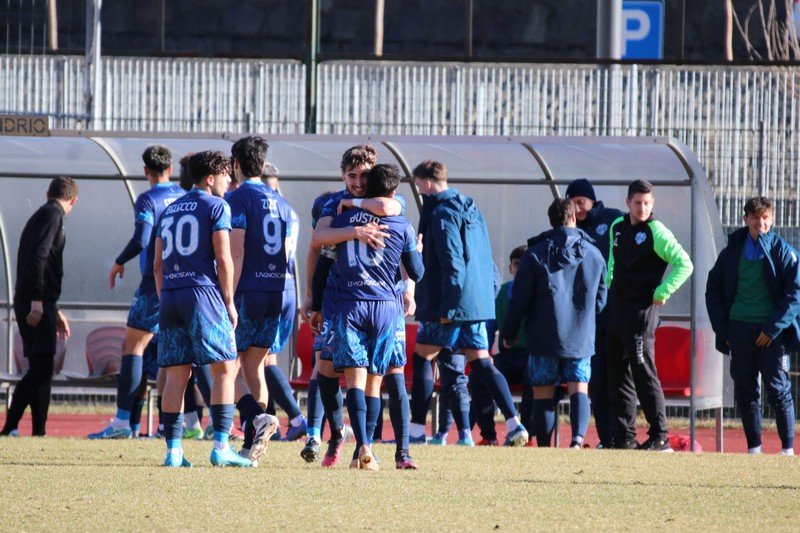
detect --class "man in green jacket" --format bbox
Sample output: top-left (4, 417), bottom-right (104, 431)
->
top-left (606, 179), bottom-right (693, 452)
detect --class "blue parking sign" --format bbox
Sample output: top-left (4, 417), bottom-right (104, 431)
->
top-left (622, 1), bottom-right (664, 60)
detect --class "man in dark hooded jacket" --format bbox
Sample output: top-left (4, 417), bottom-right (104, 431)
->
top-left (503, 199), bottom-right (607, 448)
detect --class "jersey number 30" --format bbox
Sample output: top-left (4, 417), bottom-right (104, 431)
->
top-left (160, 215), bottom-right (199, 258)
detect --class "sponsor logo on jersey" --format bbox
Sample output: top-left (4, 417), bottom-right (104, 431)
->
top-left (164, 270), bottom-right (197, 280)
top-left (255, 271), bottom-right (286, 279)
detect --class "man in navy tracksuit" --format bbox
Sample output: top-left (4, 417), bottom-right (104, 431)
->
top-left (409, 160), bottom-right (528, 447)
top-left (706, 196), bottom-right (799, 455)
top-left (566, 178), bottom-right (624, 448)
top-left (503, 199), bottom-right (607, 448)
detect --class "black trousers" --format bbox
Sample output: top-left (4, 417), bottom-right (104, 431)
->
top-left (606, 303), bottom-right (668, 443)
top-left (2, 299), bottom-right (58, 436)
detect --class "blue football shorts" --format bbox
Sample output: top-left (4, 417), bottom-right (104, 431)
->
top-left (528, 354), bottom-right (592, 387)
top-left (142, 338), bottom-right (159, 380)
top-left (323, 299), bottom-right (399, 375)
top-left (388, 314), bottom-right (407, 368)
top-left (234, 290), bottom-right (282, 352)
top-left (314, 318), bottom-right (332, 357)
top-left (416, 320), bottom-right (489, 351)
top-left (271, 286), bottom-right (297, 353)
top-left (126, 287), bottom-right (160, 333)
top-left (158, 285), bottom-right (237, 367)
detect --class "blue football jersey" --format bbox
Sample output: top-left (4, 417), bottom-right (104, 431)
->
top-left (158, 189), bottom-right (231, 290)
top-left (331, 209), bottom-right (417, 302)
top-left (227, 180), bottom-right (295, 292)
top-left (133, 182), bottom-right (185, 274)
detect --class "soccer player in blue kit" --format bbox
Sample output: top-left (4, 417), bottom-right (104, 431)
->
top-left (299, 144), bottom-right (402, 466)
top-left (154, 150), bottom-right (250, 468)
top-left (260, 167), bottom-right (307, 441)
top-left (89, 145), bottom-right (185, 439)
top-left (226, 136), bottom-right (296, 463)
top-left (410, 160), bottom-right (529, 447)
top-left (310, 164), bottom-right (424, 471)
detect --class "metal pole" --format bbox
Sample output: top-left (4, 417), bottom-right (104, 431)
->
top-left (306, 0), bottom-right (320, 133)
top-left (465, 0), bottom-right (473, 58)
top-left (759, 119), bottom-right (766, 196)
top-left (596, 0), bottom-right (622, 59)
top-left (374, 0), bottom-right (384, 57)
top-left (158, 0), bottom-right (165, 53)
top-left (676, 0), bottom-right (685, 60)
top-left (84, 0), bottom-right (94, 127)
top-left (47, 0), bottom-right (58, 51)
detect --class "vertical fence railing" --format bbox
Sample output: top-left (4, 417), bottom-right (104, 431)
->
top-left (317, 62), bottom-right (800, 228)
top-left (0, 55), bottom-right (306, 134)
top-left (2, 56), bottom-right (799, 227)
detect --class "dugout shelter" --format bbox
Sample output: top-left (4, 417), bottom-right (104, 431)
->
top-left (0, 132), bottom-right (726, 450)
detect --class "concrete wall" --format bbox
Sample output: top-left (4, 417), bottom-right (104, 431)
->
top-left (29, 0), bottom-right (778, 61)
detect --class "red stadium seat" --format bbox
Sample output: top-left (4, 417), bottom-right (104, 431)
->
top-left (85, 326), bottom-right (125, 376)
top-left (289, 322), bottom-right (315, 391)
top-left (654, 326), bottom-right (702, 398)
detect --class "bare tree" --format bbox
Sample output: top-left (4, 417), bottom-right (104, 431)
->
top-left (731, 0), bottom-right (800, 60)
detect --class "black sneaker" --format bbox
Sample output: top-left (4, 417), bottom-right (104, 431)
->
top-left (300, 436), bottom-right (321, 463)
top-left (637, 437), bottom-right (674, 452)
top-left (611, 438), bottom-right (639, 450)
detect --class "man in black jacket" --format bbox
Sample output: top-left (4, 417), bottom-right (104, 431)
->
top-left (1, 176), bottom-right (78, 437)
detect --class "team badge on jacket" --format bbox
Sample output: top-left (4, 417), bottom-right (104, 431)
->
top-left (596, 223), bottom-right (608, 236)
top-left (635, 231), bottom-right (647, 245)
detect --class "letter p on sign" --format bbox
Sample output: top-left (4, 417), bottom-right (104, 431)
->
top-left (621, 1), bottom-right (663, 60)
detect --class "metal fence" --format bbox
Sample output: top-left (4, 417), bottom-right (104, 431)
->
top-left (0, 55), bottom-right (306, 133)
top-left (317, 62), bottom-right (800, 227)
top-left (3, 56), bottom-right (800, 226)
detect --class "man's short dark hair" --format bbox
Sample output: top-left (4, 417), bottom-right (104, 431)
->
top-left (509, 245), bottom-right (527, 262)
top-left (340, 144), bottom-right (378, 173)
top-left (231, 136), bottom-right (268, 179)
top-left (142, 145), bottom-right (172, 173)
top-left (365, 164), bottom-right (401, 198)
top-left (412, 160), bottom-right (447, 182)
top-left (178, 153), bottom-right (195, 191)
top-left (744, 196), bottom-right (774, 217)
top-left (47, 176), bottom-right (78, 201)
top-left (548, 198), bottom-right (575, 228)
top-left (627, 179), bottom-right (654, 199)
top-left (188, 151), bottom-right (231, 185)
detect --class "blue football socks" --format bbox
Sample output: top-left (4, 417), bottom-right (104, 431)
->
top-left (306, 378), bottom-right (323, 438)
top-left (317, 373), bottom-right (345, 434)
top-left (469, 358), bottom-right (517, 420)
top-left (346, 388), bottom-right (367, 457)
top-left (365, 395), bottom-right (382, 443)
top-left (384, 373), bottom-right (410, 450)
top-left (116, 354), bottom-right (142, 415)
top-left (210, 404), bottom-right (234, 449)
top-left (570, 392), bottom-right (590, 443)
top-left (532, 398), bottom-right (555, 447)
top-left (410, 353), bottom-right (434, 425)
top-left (265, 364), bottom-right (303, 419)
